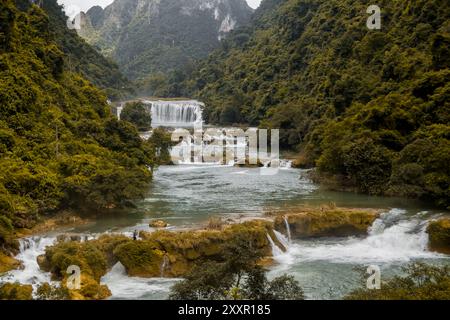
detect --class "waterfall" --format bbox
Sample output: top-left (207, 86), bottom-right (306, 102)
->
top-left (0, 237), bottom-right (55, 286)
top-left (285, 210), bottom-right (442, 263)
top-left (284, 217), bottom-right (292, 243)
top-left (274, 230), bottom-right (290, 250)
top-left (144, 100), bottom-right (204, 127)
top-left (160, 255), bottom-right (169, 278)
top-left (266, 233), bottom-right (284, 257)
top-left (101, 262), bottom-right (179, 300)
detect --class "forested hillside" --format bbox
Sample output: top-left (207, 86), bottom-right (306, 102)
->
top-left (0, 1), bottom-right (156, 254)
top-left (16, 0), bottom-right (132, 100)
top-left (179, 0), bottom-right (450, 208)
top-left (78, 0), bottom-right (253, 92)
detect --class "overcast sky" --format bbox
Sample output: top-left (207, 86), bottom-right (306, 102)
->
top-left (58, 0), bottom-right (262, 13)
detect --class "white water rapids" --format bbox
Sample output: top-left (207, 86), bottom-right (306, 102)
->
top-left (269, 209), bottom-right (444, 267)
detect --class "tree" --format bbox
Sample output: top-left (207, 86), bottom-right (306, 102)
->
top-left (169, 236), bottom-right (304, 300)
top-left (120, 102), bottom-right (152, 131)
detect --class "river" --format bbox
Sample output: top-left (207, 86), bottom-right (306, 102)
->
top-left (1, 100), bottom-right (449, 299)
top-left (1, 164), bottom-right (449, 300)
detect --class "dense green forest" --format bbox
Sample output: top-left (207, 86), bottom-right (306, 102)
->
top-left (166, 0), bottom-right (449, 208)
top-left (0, 1), bottom-right (158, 254)
top-left (16, 0), bottom-right (132, 101)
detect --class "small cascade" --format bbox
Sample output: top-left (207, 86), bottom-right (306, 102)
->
top-left (266, 233), bottom-right (283, 257)
top-left (160, 255), bottom-right (170, 278)
top-left (1, 237), bottom-right (56, 286)
top-left (144, 100), bottom-right (204, 127)
top-left (280, 160), bottom-right (293, 169)
top-left (101, 262), bottom-right (179, 300)
top-left (287, 210), bottom-right (443, 264)
top-left (284, 217), bottom-right (292, 243)
top-left (273, 230), bottom-right (290, 250)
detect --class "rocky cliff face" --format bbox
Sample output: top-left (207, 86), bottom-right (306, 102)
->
top-left (78, 0), bottom-right (253, 80)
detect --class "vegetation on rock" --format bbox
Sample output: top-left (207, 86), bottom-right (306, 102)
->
top-left (274, 207), bottom-right (379, 238)
top-left (0, 282), bottom-right (33, 300)
top-left (427, 218), bottom-right (450, 254)
top-left (116, 220), bottom-right (275, 277)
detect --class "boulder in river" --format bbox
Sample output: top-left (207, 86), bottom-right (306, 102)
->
top-left (149, 220), bottom-right (169, 228)
top-left (427, 218), bottom-right (450, 254)
top-left (274, 207), bottom-right (380, 239)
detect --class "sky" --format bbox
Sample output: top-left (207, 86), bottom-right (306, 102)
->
top-left (58, 0), bottom-right (262, 13)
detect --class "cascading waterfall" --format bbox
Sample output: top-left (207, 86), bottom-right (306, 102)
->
top-left (0, 237), bottom-right (56, 286)
top-left (144, 100), bottom-right (204, 127)
top-left (266, 233), bottom-right (284, 257)
top-left (271, 209), bottom-right (444, 265)
top-left (284, 217), bottom-right (292, 243)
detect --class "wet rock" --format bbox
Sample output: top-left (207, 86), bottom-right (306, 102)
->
top-left (149, 220), bottom-right (169, 228)
top-left (427, 218), bottom-right (450, 254)
top-left (274, 208), bottom-right (379, 239)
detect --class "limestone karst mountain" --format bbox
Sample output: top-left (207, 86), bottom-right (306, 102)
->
top-left (78, 0), bottom-right (253, 80)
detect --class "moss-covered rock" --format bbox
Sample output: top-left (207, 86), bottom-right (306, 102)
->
top-left (427, 218), bottom-right (450, 254)
top-left (0, 283), bottom-right (33, 300)
top-left (37, 236), bottom-right (126, 300)
top-left (0, 252), bottom-right (21, 274)
top-left (116, 220), bottom-right (274, 278)
top-left (149, 220), bottom-right (169, 228)
top-left (39, 220), bottom-right (281, 282)
top-left (68, 274), bottom-right (111, 300)
top-left (274, 208), bottom-right (379, 239)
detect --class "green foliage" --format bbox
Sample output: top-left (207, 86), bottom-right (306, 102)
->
top-left (0, 1), bottom-right (157, 251)
top-left (346, 263), bottom-right (450, 300)
top-left (173, 0), bottom-right (449, 207)
top-left (121, 101), bottom-right (152, 131)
